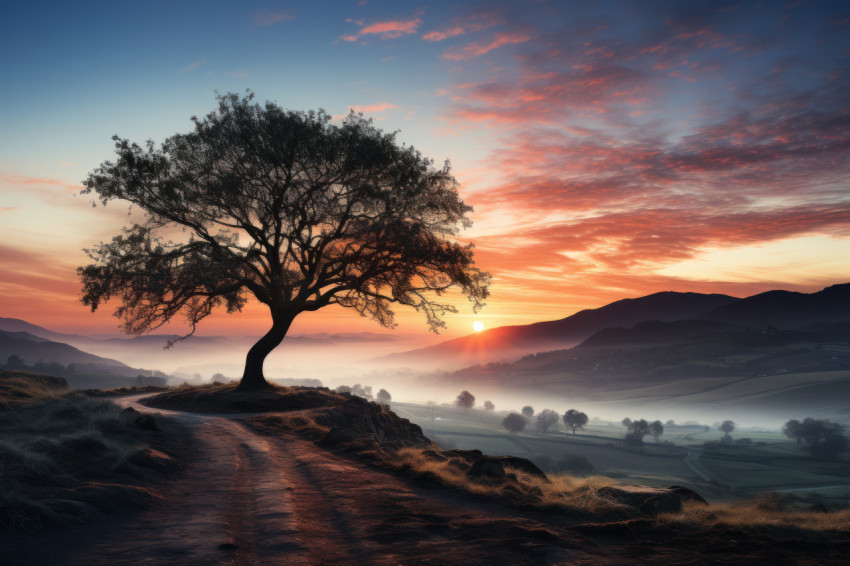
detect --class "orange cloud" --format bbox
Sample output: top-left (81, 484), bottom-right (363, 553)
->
top-left (0, 173), bottom-right (82, 193)
top-left (342, 17), bottom-right (422, 42)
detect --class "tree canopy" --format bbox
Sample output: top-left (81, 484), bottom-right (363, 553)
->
top-left (563, 409), bottom-right (588, 435)
top-left (455, 390), bottom-right (475, 412)
top-left (502, 413), bottom-right (526, 434)
top-left (535, 409), bottom-right (560, 434)
top-left (78, 92), bottom-right (490, 390)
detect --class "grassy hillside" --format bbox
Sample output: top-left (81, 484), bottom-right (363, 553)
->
top-left (0, 370), bottom-right (69, 409)
top-left (0, 374), bottom-right (185, 532)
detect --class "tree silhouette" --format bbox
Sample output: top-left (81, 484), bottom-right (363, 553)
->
top-left (719, 420), bottom-right (735, 440)
top-left (78, 93), bottom-right (490, 391)
top-left (783, 418), bottom-right (848, 457)
top-left (455, 390), bottom-right (475, 413)
top-left (563, 409), bottom-right (588, 435)
top-left (376, 388), bottom-right (391, 405)
top-left (502, 413), bottom-right (526, 434)
top-left (535, 409), bottom-right (560, 434)
top-left (649, 420), bottom-right (664, 442)
top-left (521, 405), bottom-right (534, 420)
top-left (483, 400), bottom-right (495, 412)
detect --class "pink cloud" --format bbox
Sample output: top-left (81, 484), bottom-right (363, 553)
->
top-left (423, 26), bottom-right (466, 42)
top-left (441, 32), bottom-right (531, 61)
top-left (343, 18), bottom-right (422, 42)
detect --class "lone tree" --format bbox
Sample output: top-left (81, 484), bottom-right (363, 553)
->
top-left (535, 409), bottom-right (560, 434)
top-left (455, 390), bottom-right (475, 413)
top-left (521, 405), bottom-right (535, 420)
top-left (719, 420), bottom-right (735, 440)
top-left (376, 388), bottom-right (392, 405)
top-left (563, 409), bottom-right (589, 435)
top-left (78, 93), bottom-right (490, 391)
top-left (502, 413), bottom-right (527, 434)
top-left (649, 420), bottom-right (664, 442)
top-left (483, 400), bottom-right (495, 412)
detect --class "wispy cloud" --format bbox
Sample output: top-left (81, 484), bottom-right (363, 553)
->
top-left (0, 174), bottom-right (82, 193)
top-left (341, 16), bottom-right (422, 42)
top-left (441, 32), bottom-right (530, 61)
top-left (253, 10), bottom-right (293, 27)
top-left (423, 26), bottom-right (466, 42)
top-left (181, 58), bottom-right (207, 74)
top-left (432, 1), bottom-right (850, 305)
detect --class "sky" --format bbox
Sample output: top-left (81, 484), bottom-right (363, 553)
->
top-left (1, 0), bottom-right (849, 339)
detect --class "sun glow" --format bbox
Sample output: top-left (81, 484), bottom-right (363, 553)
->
top-left (473, 320), bottom-right (485, 332)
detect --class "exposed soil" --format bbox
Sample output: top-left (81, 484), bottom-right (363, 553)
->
top-left (2, 393), bottom-right (848, 565)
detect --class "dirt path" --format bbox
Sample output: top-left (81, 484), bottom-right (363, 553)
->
top-left (3, 397), bottom-right (601, 565)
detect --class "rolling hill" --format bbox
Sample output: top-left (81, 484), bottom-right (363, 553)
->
top-left (380, 291), bottom-right (739, 369)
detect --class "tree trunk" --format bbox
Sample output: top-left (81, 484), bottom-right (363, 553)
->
top-left (236, 310), bottom-right (294, 391)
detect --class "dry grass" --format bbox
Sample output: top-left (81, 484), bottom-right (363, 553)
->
top-left (394, 447), bottom-right (850, 532)
top-left (661, 495), bottom-right (850, 531)
top-left (0, 370), bottom-right (69, 409)
top-left (394, 447), bottom-right (629, 517)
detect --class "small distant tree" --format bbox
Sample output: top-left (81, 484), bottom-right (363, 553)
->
top-left (563, 409), bottom-right (589, 435)
top-left (363, 385), bottom-right (373, 401)
top-left (502, 413), bottom-right (527, 434)
top-left (521, 405), bottom-right (534, 420)
top-left (719, 420), bottom-right (735, 440)
top-left (536, 409), bottom-right (560, 434)
top-left (377, 388), bottom-right (391, 405)
top-left (621, 417), bottom-right (632, 430)
top-left (6, 355), bottom-right (26, 369)
top-left (483, 400), bottom-right (495, 412)
top-left (649, 420), bottom-right (664, 442)
top-left (335, 385), bottom-right (352, 394)
top-left (455, 390), bottom-right (475, 413)
top-left (783, 419), bottom-right (803, 447)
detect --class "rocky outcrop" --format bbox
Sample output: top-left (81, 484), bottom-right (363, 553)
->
top-left (596, 485), bottom-right (707, 515)
top-left (315, 396), bottom-right (434, 451)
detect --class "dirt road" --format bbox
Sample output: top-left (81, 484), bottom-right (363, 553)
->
top-left (3, 396), bottom-right (601, 565)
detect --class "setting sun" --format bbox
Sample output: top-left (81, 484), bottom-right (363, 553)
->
top-left (473, 321), bottom-right (485, 332)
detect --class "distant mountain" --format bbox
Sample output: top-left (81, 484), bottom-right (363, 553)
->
top-left (700, 283), bottom-right (850, 328)
top-left (380, 291), bottom-right (738, 369)
top-left (0, 329), bottom-right (130, 369)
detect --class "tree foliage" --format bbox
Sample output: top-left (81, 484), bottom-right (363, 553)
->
top-left (376, 388), bottom-right (391, 404)
top-left (521, 405), bottom-right (534, 420)
top-left (784, 418), bottom-right (848, 457)
top-left (535, 409), bottom-right (560, 434)
top-left (455, 390), bottom-right (475, 413)
top-left (719, 420), bottom-right (736, 438)
top-left (483, 400), bottom-right (495, 412)
top-left (502, 413), bottom-right (526, 434)
top-left (78, 92), bottom-right (490, 390)
top-left (649, 420), bottom-right (664, 442)
top-left (563, 409), bottom-right (589, 435)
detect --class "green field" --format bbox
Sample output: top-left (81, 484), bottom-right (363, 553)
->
top-left (392, 401), bottom-right (850, 504)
